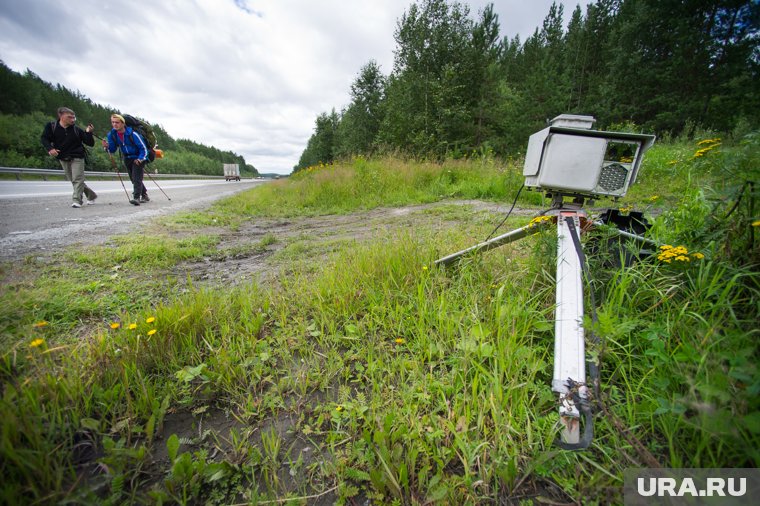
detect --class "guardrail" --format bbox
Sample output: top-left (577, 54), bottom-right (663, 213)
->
top-left (0, 167), bottom-right (233, 180)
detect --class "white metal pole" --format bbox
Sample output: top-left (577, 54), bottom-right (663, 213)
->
top-left (553, 211), bottom-right (587, 444)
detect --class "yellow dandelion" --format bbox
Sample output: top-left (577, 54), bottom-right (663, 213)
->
top-left (691, 252), bottom-right (705, 259)
top-left (128, 323), bottom-right (137, 330)
top-left (528, 215), bottom-right (552, 227)
top-left (752, 220), bottom-right (760, 227)
top-left (395, 338), bottom-right (406, 344)
top-left (335, 405), bottom-right (343, 412)
top-left (33, 321), bottom-right (49, 328)
top-left (146, 317), bottom-right (156, 324)
top-left (30, 338), bottom-right (44, 348)
top-left (648, 195), bottom-right (659, 202)
top-left (110, 322), bottom-right (121, 329)
top-left (147, 329), bottom-right (157, 336)
top-left (422, 265), bottom-right (428, 271)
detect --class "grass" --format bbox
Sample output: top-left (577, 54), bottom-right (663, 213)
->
top-left (0, 133), bottom-right (758, 504)
top-left (212, 155), bottom-right (546, 222)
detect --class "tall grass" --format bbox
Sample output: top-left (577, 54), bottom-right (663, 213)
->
top-left (0, 134), bottom-right (757, 503)
top-left (216, 155), bottom-right (544, 218)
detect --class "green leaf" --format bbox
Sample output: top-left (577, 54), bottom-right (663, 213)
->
top-left (80, 417), bottom-right (101, 431)
top-left (167, 433), bottom-right (180, 462)
top-left (741, 412), bottom-right (760, 434)
top-left (425, 482), bottom-right (448, 502)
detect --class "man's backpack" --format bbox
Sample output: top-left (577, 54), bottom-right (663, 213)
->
top-left (123, 114), bottom-right (157, 162)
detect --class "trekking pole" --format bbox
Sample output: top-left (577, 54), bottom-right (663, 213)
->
top-left (108, 153), bottom-right (132, 201)
top-left (143, 169), bottom-right (172, 201)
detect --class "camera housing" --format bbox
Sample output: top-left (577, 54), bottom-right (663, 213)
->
top-left (523, 115), bottom-right (655, 200)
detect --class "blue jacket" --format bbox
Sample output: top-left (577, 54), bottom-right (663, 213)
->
top-left (107, 127), bottom-right (148, 161)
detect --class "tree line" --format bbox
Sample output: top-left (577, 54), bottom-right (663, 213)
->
top-left (0, 62), bottom-right (258, 176)
top-left (295, 0), bottom-right (759, 171)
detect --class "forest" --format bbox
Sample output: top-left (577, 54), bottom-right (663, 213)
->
top-left (296, 0), bottom-right (759, 171)
top-left (0, 62), bottom-right (258, 176)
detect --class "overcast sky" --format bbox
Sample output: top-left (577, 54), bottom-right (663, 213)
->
top-left (0, 0), bottom-right (585, 174)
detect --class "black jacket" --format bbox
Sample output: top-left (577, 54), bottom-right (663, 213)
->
top-left (40, 121), bottom-right (94, 160)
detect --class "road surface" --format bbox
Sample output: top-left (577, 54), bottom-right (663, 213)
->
top-left (0, 179), bottom-right (266, 261)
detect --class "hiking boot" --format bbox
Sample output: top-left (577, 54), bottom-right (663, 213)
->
top-left (140, 195), bottom-right (150, 203)
top-left (71, 202), bottom-right (82, 208)
top-left (129, 198), bottom-right (140, 206)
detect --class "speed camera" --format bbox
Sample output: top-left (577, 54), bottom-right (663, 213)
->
top-left (523, 115), bottom-right (655, 199)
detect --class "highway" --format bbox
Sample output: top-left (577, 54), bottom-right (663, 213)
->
top-left (0, 179), bottom-right (266, 261)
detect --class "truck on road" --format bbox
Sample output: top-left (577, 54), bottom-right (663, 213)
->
top-left (223, 163), bottom-right (241, 181)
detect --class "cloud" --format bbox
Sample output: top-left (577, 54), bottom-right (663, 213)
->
top-left (0, 0), bottom-right (583, 174)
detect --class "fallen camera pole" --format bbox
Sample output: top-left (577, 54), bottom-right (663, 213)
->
top-left (436, 115), bottom-right (655, 450)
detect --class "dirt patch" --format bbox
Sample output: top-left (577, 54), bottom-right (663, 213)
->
top-left (169, 201), bottom-right (537, 288)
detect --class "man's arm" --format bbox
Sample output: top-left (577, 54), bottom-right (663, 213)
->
top-left (131, 131), bottom-right (149, 162)
top-left (79, 125), bottom-right (95, 147)
top-left (104, 131), bottom-right (118, 154)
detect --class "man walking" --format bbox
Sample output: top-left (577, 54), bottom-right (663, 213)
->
top-left (104, 114), bottom-right (149, 206)
top-left (40, 107), bottom-right (98, 208)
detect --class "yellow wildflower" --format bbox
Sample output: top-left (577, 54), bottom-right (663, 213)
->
top-left (675, 255), bottom-right (690, 262)
top-left (752, 220), bottom-right (760, 227)
top-left (128, 323), bottom-right (137, 330)
top-left (691, 252), bottom-right (705, 260)
top-left (335, 405), bottom-right (343, 412)
top-left (648, 195), bottom-right (659, 202)
top-left (146, 317), bottom-right (156, 324)
top-left (147, 329), bottom-right (157, 336)
top-left (528, 215), bottom-right (553, 227)
top-left (33, 321), bottom-right (49, 328)
top-left (110, 322), bottom-right (121, 329)
top-left (30, 338), bottom-right (45, 348)
top-left (395, 338), bottom-right (406, 344)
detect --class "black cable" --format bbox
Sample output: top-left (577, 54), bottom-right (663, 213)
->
top-left (485, 183), bottom-right (524, 241)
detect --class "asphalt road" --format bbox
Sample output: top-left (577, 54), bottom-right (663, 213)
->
top-left (0, 179), bottom-right (267, 261)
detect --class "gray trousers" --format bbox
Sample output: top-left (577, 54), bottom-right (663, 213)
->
top-left (60, 158), bottom-right (97, 204)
